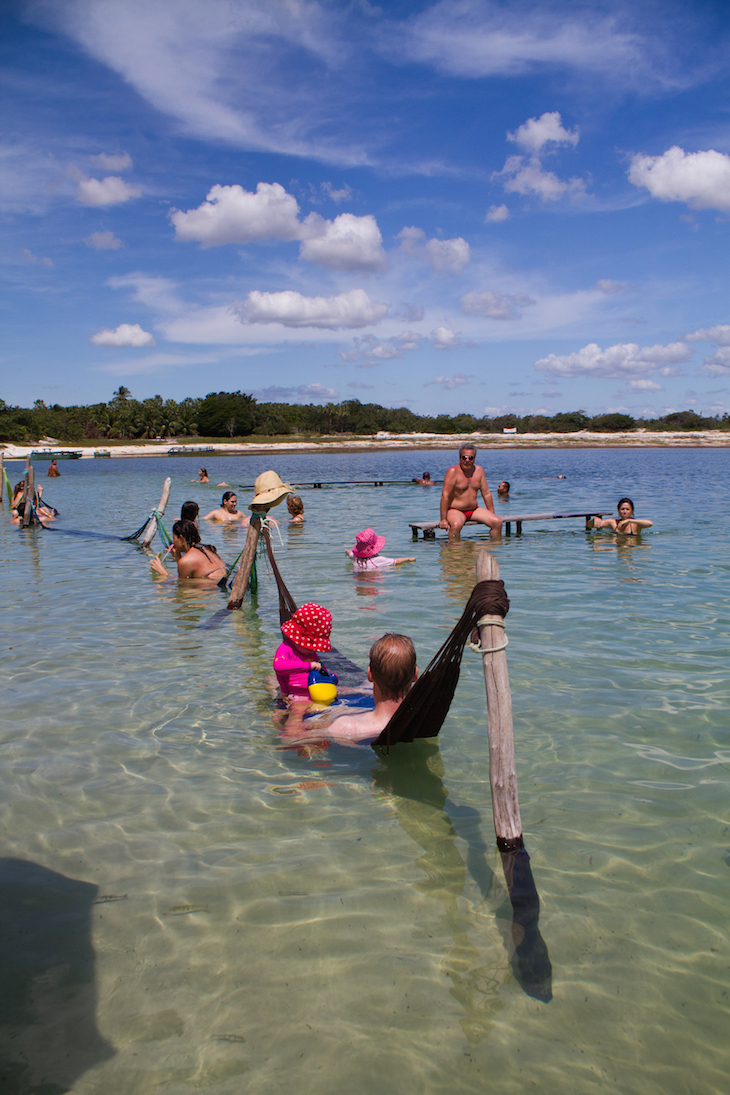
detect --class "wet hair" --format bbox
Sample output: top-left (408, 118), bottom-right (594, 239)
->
top-left (181, 501), bottom-right (199, 522)
top-left (498, 481), bottom-right (510, 492)
top-left (173, 519), bottom-right (219, 557)
top-left (221, 491), bottom-right (236, 506)
top-left (199, 468), bottom-right (208, 477)
top-left (369, 634), bottom-right (416, 702)
top-left (422, 472), bottom-right (431, 480)
top-left (173, 519), bottom-right (201, 547)
top-left (617, 497), bottom-right (634, 514)
top-left (287, 495), bottom-right (304, 516)
top-left (13, 480), bottom-right (25, 495)
top-left (459, 444), bottom-right (476, 458)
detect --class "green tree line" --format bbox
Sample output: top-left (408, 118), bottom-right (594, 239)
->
top-left (1, 388), bottom-right (727, 443)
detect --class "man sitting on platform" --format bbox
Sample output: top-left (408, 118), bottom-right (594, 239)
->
top-left (438, 444), bottom-right (502, 538)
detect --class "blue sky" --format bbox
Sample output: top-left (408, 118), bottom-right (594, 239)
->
top-left (3, 0), bottom-right (730, 418)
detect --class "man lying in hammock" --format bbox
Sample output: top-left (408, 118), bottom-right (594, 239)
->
top-left (289, 634), bottom-right (418, 745)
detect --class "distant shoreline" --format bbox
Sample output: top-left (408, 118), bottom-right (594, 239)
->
top-left (3, 429), bottom-right (730, 461)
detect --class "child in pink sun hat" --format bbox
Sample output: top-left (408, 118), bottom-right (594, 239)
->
top-left (346, 528), bottom-right (415, 571)
top-left (273, 603), bottom-right (332, 699)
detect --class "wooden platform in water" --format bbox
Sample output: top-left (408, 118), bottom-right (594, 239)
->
top-left (410, 510), bottom-right (611, 538)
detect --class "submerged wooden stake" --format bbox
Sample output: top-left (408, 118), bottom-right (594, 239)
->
top-left (141, 477), bottom-right (171, 548)
top-left (475, 549), bottom-right (522, 850)
top-left (227, 509), bottom-right (266, 610)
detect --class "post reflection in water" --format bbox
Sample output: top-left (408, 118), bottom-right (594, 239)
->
top-left (372, 740), bottom-right (511, 1045)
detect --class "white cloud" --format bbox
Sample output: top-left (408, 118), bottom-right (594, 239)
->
top-left (84, 230), bottom-right (124, 250)
top-left (21, 248), bottom-right (54, 267)
top-left (628, 378), bottom-right (663, 390)
top-left (397, 226), bottom-right (470, 274)
top-left (34, 0), bottom-right (366, 165)
top-left (700, 347), bottom-right (730, 376)
top-left (321, 182), bottom-right (352, 203)
top-left (460, 289), bottom-right (535, 320)
top-left (91, 322), bottom-right (156, 347)
top-left (596, 279), bottom-right (630, 295)
top-left (171, 182), bottom-right (302, 247)
top-left (628, 146), bottom-right (730, 212)
top-left (235, 288), bottom-right (389, 330)
top-left (431, 326), bottom-right (458, 349)
top-left (485, 204), bottom-right (509, 223)
top-left (507, 111), bottom-right (579, 154)
top-left (172, 183), bottom-right (385, 269)
top-left (534, 340), bottom-right (692, 379)
top-left (348, 381), bottom-right (374, 390)
top-left (395, 2), bottom-right (646, 80)
top-left (340, 330), bottom-right (424, 366)
top-left (299, 212), bottom-right (386, 271)
top-left (89, 152), bottom-right (132, 172)
top-left (494, 155), bottom-right (586, 202)
top-left (427, 373), bottom-right (472, 389)
top-left (76, 173), bottom-right (141, 206)
top-left (107, 274), bottom-right (184, 315)
top-left (684, 325), bottom-right (730, 345)
top-left (255, 384), bottom-right (339, 402)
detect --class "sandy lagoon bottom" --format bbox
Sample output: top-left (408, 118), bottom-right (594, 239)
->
top-left (0, 446), bottom-right (728, 1094)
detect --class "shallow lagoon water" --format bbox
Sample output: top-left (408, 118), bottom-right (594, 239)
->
top-left (1, 447), bottom-right (728, 1094)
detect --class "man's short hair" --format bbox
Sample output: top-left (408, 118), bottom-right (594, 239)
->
top-left (459, 443), bottom-right (477, 458)
top-left (369, 634), bottom-right (416, 701)
top-left (221, 491), bottom-right (236, 505)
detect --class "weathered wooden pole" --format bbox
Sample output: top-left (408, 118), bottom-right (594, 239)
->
top-left (0, 450), bottom-right (4, 507)
top-left (227, 508), bottom-right (266, 610)
top-left (21, 465), bottom-right (35, 528)
top-left (475, 549), bottom-right (522, 850)
top-left (141, 477), bottom-right (171, 547)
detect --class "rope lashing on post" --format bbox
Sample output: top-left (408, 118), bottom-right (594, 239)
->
top-left (374, 579), bottom-right (510, 753)
top-left (468, 614), bottom-right (508, 654)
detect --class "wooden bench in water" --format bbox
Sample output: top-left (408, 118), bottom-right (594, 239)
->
top-left (410, 509), bottom-right (611, 539)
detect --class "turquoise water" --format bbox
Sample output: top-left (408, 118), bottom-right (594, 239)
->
top-left (1, 447), bottom-right (728, 1095)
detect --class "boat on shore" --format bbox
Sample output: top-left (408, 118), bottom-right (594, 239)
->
top-left (167, 444), bottom-right (215, 455)
top-left (94, 449), bottom-right (112, 458)
top-left (31, 449), bottom-right (83, 460)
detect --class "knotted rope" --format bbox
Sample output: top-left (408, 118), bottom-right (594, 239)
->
top-left (374, 579), bottom-right (509, 752)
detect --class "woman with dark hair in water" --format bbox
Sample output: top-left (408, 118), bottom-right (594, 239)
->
top-left (150, 519), bottom-right (226, 583)
top-left (590, 497), bottom-right (652, 534)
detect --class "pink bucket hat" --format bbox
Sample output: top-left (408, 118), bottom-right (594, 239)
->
top-left (351, 528), bottom-right (386, 559)
top-left (281, 603), bottom-right (332, 652)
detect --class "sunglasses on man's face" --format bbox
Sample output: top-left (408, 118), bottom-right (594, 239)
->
top-left (461, 455), bottom-right (475, 462)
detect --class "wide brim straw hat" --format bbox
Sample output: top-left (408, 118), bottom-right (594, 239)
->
top-left (250, 470), bottom-right (295, 509)
top-left (351, 527), bottom-right (386, 559)
top-left (281, 603), bottom-right (332, 652)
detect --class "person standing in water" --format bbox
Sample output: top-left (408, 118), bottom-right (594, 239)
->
top-left (47, 459), bottom-right (61, 478)
top-left (203, 491), bottom-right (250, 525)
top-left (590, 497), bottom-right (652, 534)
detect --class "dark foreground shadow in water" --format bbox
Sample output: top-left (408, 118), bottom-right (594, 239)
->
top-left (0, 858), bottom-right (115, 1094)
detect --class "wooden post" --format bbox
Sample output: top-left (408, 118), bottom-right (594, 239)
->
top-left (141, 477), bottom-right (172, 547)
top-left (0, 450), bottom-right (3, 507)
top-left (227, 509), bottom-right (265, 610)
top-left (475, 549), bottom-right (522, 851)
top-left (21, 465), bottom-right (35, 527)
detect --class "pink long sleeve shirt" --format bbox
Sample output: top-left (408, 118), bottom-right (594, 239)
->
top-left (273, 637), bottom-right (315, 697)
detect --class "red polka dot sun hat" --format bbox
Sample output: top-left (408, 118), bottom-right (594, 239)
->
top-left (281, 603), bottom-right (332, 652)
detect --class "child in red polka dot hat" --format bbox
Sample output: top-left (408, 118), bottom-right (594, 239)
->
top-left (273, 603), bottom-right (332, 698)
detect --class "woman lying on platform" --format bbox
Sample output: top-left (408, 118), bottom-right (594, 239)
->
top-left (589, 497), bottom-right (652, 534)
top-left (150, 519), bottom-right (226, 584)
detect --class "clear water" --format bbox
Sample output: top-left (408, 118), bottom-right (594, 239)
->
top-left (1, 447), bottom-right (728, 1095)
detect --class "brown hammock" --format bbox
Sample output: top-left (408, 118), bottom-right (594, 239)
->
top-left (373, 579), bottom-right (509, 752)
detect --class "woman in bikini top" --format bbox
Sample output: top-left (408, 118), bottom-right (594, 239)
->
top-left (592, 497), bottom-right (652, 535)
top-left (150, 519), bottom-right (227, 583)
